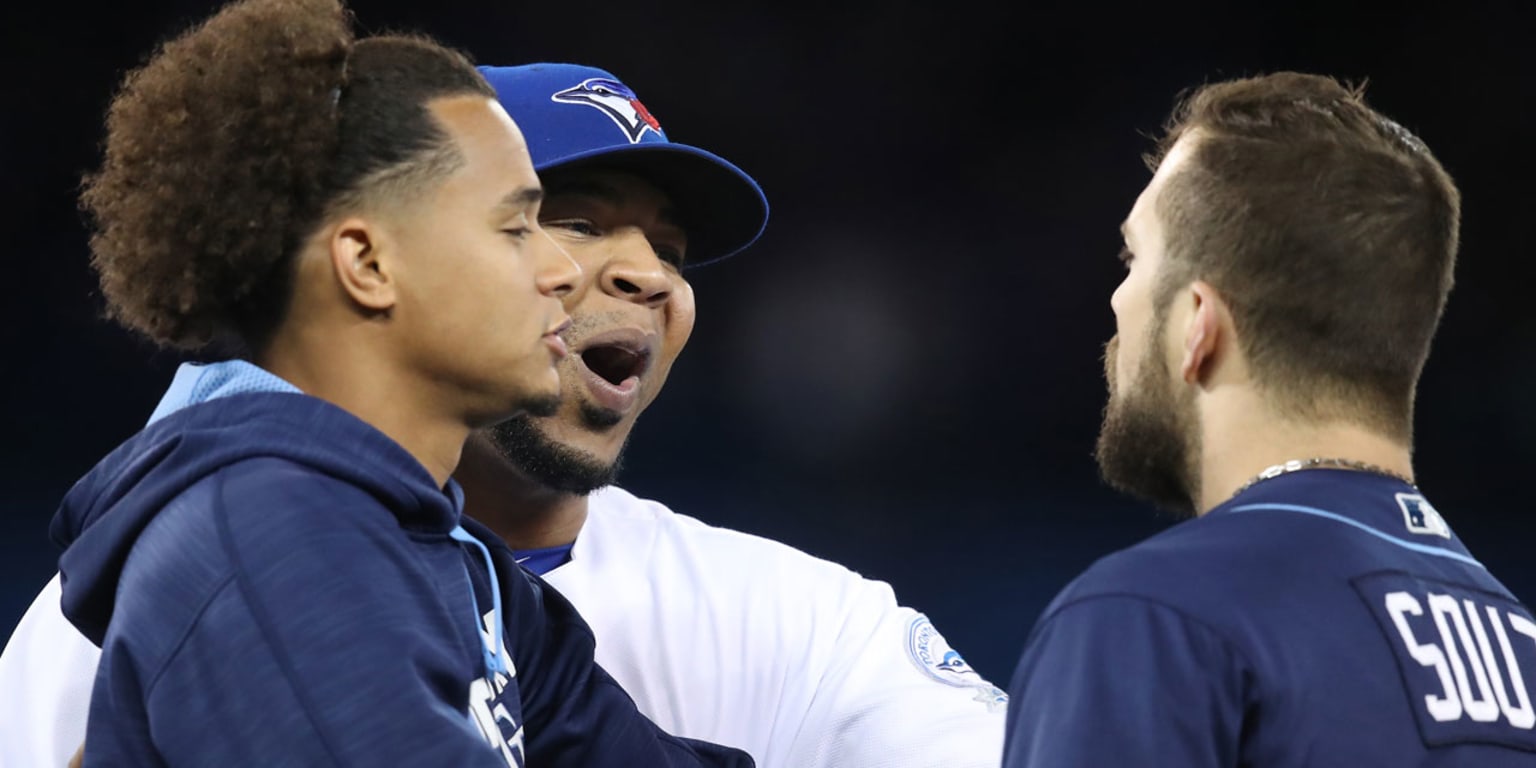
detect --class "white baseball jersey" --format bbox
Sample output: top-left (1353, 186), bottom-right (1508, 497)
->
top-left (1, 485), bottom-right (1004, 767)
top-left (0, 574), bottom-right (94, 767)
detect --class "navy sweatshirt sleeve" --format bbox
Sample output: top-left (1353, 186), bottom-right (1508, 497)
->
top-left (1002, 595), bottom-right (1251, 768)
top-left (84, 459), bottom-right (508, 767)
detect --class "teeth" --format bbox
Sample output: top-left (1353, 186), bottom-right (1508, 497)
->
top-left (582, 346), bottom-right (641, 385)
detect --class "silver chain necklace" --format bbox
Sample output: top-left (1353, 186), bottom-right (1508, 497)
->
top-left (1234, 457), bottom-right (1417, 497)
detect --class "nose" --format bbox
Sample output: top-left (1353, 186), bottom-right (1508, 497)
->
top-left (600, 229), bottom-right (672, 309)
top-left (534, 227), bottom-right (581, 299)
top-left (1110, 277), bottom-right (1128, 316)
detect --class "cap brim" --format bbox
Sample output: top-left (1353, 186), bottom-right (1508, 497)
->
top-left (537, 143), bottom-right (768, 267)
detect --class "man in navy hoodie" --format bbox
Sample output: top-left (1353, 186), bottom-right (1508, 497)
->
top-left (50, 0), bottom-right (752, 765)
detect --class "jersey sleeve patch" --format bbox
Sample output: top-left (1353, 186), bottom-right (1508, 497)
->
top-left (1355, 571), bottom-right (1536, 753)
top-left (906, 615), bottom-right (1007, 711)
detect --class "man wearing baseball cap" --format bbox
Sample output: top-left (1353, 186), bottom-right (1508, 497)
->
top-left (2, 63), bottom-right (1004, 767)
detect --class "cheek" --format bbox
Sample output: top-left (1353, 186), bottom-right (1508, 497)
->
top-left (663, 279), bottom-right (697, 360)
top-left (640, 281), bottom-right (697, 407)
top-left (468, 242), bottom-right (549, 344)
top-left (1100, 339), bottom-right (1119, 398)
top-left (669, 279), bottom-right (700, 333)
top-left (1114, 339), bottom-right (1136, 387)
top-left (1112, 278), bottom-right (1158, 352)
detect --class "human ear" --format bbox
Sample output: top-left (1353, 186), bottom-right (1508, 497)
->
top-left (327, 217), bottom-right (396, 313)
top-left (1179, 281), bottom-right (1227, 385)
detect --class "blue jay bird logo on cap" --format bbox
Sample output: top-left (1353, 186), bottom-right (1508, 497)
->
top-left (551, 78), bottom-right (662, 144)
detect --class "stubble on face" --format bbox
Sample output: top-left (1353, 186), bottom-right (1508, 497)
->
top-left (482, 410), bottom-right (627, 495)
top-left (1093, 320), bottom-right (1203, 517)
top-left (478, 311), bottom-right (643, 494)
top-left (517, 393), bottom-right (562, 420)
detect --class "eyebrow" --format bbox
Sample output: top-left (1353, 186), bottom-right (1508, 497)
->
top-left (544, 179), bottom-right (682, 228)
top-left (495, 186), bottom-right (544, 212)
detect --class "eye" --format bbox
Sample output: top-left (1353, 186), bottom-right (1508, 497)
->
top-left (1118, 246), bottom-right (1135, 269)
top-left (655, 245), bottom-right (686, 269)
top-left (543, 218), bottom-right (600, 238)
top-left (502, 226), bottom-right (532, 241)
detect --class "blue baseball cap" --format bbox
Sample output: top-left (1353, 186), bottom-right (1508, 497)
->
top-left (478, 63), bottom-right (769, 266)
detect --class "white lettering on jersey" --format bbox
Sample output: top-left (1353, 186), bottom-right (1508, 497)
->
top-left (466, 610), bottom-right (524, 766)
top-left (468, 675), bottom-right (525, 767)
top-left (1428, 593), bottom-right (1500, 722)
top-left (1499, 614), bottom-right (1536, 728)
top-left (1386, 590), bottom-right (1536, 729)
top-left (1386, 591), bottom-right (1462, 721)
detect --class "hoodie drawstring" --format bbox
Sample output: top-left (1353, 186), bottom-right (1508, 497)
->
top-left (448, 525), bottom-right (512, 678)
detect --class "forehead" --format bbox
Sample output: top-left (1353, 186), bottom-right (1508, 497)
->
top-left (1126, 133), bottom-right (1199, 246)
top-left (429, 96), bottom-right (536, 185)
top-left (542, 167), bottom-right (677, 213)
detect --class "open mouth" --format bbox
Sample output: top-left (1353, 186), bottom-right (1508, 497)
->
top-left (580, 345), bottom-right (650, 386)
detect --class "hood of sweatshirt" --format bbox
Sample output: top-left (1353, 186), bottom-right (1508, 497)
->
top-left (50, 361), bottom-right (462, 645)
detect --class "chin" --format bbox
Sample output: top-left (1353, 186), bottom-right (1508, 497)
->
top-left (537, 410), bottom-right (628, 461)
top-left (518, 391), bottom-right (562, 419)
top-left (485, 414), bottom-right (626, 494)
top-left (1094, 382), bottom-right (1201, 518)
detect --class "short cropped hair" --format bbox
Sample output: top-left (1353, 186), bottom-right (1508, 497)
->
top-left (1149, 71), bottom-right (1460, 440)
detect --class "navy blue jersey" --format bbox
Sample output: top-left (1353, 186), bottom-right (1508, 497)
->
top-left (51, 362), bottom-right (751, 767)
top-left (1004, 469), bottom-right (1536, 766)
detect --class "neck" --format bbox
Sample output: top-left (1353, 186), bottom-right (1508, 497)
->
top-left (258, 331), bottom-right (468, 488)
top-left (455, 433), bottom-right (589, 549)
top-left (1198, 392), bottom-right (1413, 514)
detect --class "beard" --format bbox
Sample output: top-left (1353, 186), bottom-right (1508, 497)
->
top-left (1093, 331), bottom-right (1202, 518)
top-left (482, 402), bottom-right (628, 495)
top-left (518, 393), bottom-right (562, 420)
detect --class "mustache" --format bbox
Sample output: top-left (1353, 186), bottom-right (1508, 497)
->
top-left (559, 311), bottom-right (639, 344)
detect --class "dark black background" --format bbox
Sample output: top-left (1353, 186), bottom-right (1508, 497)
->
top-left (3, 0), bottom-right (1532, 686)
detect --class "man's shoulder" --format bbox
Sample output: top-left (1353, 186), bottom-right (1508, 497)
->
top-left (1049, 514), bottom-right (1279, 617)
top-left (0, 573), bottom-right (101, 768)
top-left (188, 457), bottom-right (403, 532)
top-left (1, 573), bottom-right (101, 670)
top-left (135, 458), bottom-right (429, 599)
top-left (1045, 503), bottom-right (1383, 646)
top-left (568, 488), bottom-right (1003, 768)
top-left (587, 486), bottom-right (877, 583)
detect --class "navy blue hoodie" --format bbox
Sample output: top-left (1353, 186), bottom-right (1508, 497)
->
top-left (53, 362), bottom-right (752, 767)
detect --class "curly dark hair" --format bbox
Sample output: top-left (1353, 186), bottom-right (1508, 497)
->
top-left (80, 0), bottom-right (493, 352)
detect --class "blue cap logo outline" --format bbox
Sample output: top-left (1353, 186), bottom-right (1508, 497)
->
top-left (550, 77), bottom-right (662, 145)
